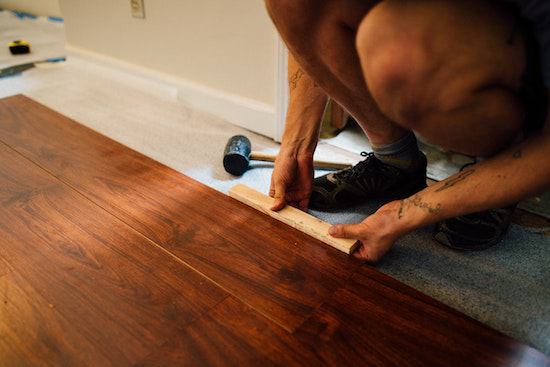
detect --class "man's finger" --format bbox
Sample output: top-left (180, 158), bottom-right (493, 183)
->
top-left (328, 223), bottom-right (364, 239)
top-left (352, 243), bottom-right (384, 263)
top-left (270, 183), bottom-right (287, 211)
top-left (353, 243), bottom-right (371, 261)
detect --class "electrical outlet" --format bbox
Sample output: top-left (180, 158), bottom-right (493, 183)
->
top-left (130, 0), bottom-right (145, 19)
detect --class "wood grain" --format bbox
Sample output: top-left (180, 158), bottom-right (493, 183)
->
top-left (0, 143), bottom-right (227, 366)
top-left (0, 95), bottom-right (547, 365)
top-left (295, 267), bottom-right (549, 366)
top-left (0, 271), bottom-right (113, 367)
top-left (0, 95), bottom-right (361, 332)
top-left (228, 184), bottom-right (358, 254)
top-left (135, 297), bottom-right (323, 367)
top-left (138, 272), bottom-right (550, 367)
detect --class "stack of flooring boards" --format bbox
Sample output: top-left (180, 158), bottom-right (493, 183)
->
top-left (0, 95), bottom-right (548, 365)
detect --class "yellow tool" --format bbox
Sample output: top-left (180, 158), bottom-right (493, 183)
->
top-left (9, 40), bottom-right (31, 55)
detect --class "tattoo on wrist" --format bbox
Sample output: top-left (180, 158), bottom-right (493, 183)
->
top-left (289, 69), bottom-right (305, 91)
top-left (513, 149), bottom-right (522, 159)
top-left (434, 169), bottom-right (475, 193)
top-left (398, 195), bottom-right (442, 219)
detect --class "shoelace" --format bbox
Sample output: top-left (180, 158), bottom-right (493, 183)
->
top-left (335, 151), bottom-right (382, 180)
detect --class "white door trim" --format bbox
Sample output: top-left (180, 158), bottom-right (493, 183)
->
top-left (274, 37), bottom-right (289, 142)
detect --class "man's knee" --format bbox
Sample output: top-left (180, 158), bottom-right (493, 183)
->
top-left (356, 3), bottom-right (438, 129)
top-left (265, 0), bottom-right (326, 38)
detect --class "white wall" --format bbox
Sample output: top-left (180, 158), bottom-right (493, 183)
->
top-left (58, 0), bottom-right (277, 108)
top-left (0, 0), bottom-right (61, 17)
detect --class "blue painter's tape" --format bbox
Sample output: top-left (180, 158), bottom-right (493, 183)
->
top-left (48, 16), bottom-right (64, 22)
top-left (45, 57), bottom-right (66, 63)
top-left (11, 10), bottom-right (37, 19)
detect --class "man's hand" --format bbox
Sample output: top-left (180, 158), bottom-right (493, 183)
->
top-left (329, 200), bottom-right (408, 262)
top-left (269, 153), bottom-right (314, 212)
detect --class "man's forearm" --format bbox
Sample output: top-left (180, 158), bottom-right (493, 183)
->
top-left (397, 131), bottom-right (550, 233)
top-left (280, 53), bottom-right (327, 156)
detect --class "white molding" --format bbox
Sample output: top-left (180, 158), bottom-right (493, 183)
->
top-left (176, 82), bottom-right (276, 138)
top-left (66, 45), bottom-right (277, 138)
top-left (274, 36), bottom-right (289, 142)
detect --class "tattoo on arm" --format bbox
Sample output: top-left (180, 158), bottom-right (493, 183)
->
top-left (409, 195), bottom-right (442, 214)
top-left (289, 69), bottom-right (305, 91)
top-left (397, 195), bottom-right (442, 219)
top-left (434, 169), bottom-right (475, 193)
top-left (398, 200), bottom-right (405, 219)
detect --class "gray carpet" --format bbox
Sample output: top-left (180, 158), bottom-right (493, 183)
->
top-left (2, 57), bottom-right (548, 355)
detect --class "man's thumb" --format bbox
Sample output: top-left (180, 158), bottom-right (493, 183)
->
top-left (328, 223), bottom-right (364, 239)
top-left (270, 184), bottom-right (287, 211)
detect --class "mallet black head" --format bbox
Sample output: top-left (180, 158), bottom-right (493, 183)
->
top-left (223, 135), bottom-right (252, 176)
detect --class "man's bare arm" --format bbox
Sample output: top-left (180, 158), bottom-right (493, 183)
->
top-left (331, 93), bottom-right (550, 261)
top-left (269, 53), bottom-right (327, 210)
top-left (280, 53), bottom-right (327, 156)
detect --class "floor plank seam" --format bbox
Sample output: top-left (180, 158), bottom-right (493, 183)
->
top-left (0, 139), bottom-right (304, 333)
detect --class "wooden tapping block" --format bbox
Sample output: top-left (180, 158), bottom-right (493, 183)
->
top-left (228, 184), bottom-right (359, 255)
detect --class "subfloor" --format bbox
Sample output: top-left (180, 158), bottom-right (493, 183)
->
top-left (1, 94), bottom-right (548, 366)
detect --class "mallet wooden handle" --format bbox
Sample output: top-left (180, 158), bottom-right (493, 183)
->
top-left (250, 152), bottom-right (353, 170)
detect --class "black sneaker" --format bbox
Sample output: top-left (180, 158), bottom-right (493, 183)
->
top-left (433, 161), bottom-right (516, 251)
top-left (310, 151), bottom-right (428, 210)
top-left (433, 203), bottom-right (516, 251)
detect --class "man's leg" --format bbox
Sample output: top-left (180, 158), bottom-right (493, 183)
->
top-left (265, 0), bottom-right (408, 146)
top-left (354, 0), bottom-right (527, 249)
top-left (356, 0), bottom-right (526, 157)
top-left (266, 0), bottom-right (428, 210)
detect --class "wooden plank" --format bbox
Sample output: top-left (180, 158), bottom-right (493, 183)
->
top-left (136, 297), bottom-right (323, 367)
top-left (295, 268), bottom-right (550, 367)
top-left (228, 184), bottom-right (358, 254)
top-left (0, 143), bottom-right (227, 366)
top-left (0, 95), bottom-right (361, 332)
top-left (0, 271), bottom-right (113, 367)
top-left (138, 270), bottom-right (550, 367)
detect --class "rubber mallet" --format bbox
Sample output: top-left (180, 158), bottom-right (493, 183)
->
top-left (223, 135), bottom-right (353, 176)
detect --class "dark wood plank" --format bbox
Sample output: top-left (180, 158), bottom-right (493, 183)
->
top-left (135, 297), bottom-right (323, 367)
top-left (0, 95), bottom-right (360, 331)
top-left (0, 271), bottom-right (113, 367)
top-left (0, 143), bottom-right (227, 366)
top-left (294, 267), bottom-right (550, 367)
top-left (138, 274), bottom-right (550, 367)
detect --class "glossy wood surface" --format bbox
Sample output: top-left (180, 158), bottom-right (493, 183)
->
top-left (0, 95), bottom-right (547, 366)
top-left (0, 95), bottom-right (359, 331)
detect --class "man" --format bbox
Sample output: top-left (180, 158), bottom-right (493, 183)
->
top-left (265, 0), bottom-right (550, 262)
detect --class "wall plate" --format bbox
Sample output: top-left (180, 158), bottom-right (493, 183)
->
top-left (130, 0), bottom-right (145, 19)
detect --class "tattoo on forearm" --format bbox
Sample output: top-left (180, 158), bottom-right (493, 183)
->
top-left (397, 195), bottom-right (442, 219)
top-left (513, 149), bottom-right (522, 159)
top-left (434, 169), bottom-right (475, 193)
top-left (409, 195), bottom-right (442, 214)
top-left (289, 69), bottom-right (305, 91)
top-left (398, 200), bottom-right (405, 219)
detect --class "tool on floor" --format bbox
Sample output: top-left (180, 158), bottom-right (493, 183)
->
top-left (0, 57), bottom-right (66, 79)
top-left (9, 40), bottom-right (31, 55)
top-left (223, 135), bottom-right (353, 176)
top-left (228, 184), bottom-right (358, 254)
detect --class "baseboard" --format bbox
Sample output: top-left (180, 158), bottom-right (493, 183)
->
top-left (66, 45), bottom-right (277, 139)
top-left (176, 77), bottom-right (276, 139)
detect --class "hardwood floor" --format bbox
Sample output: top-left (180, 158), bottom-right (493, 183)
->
top-left (0, 95), bottom-right (547, 366)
